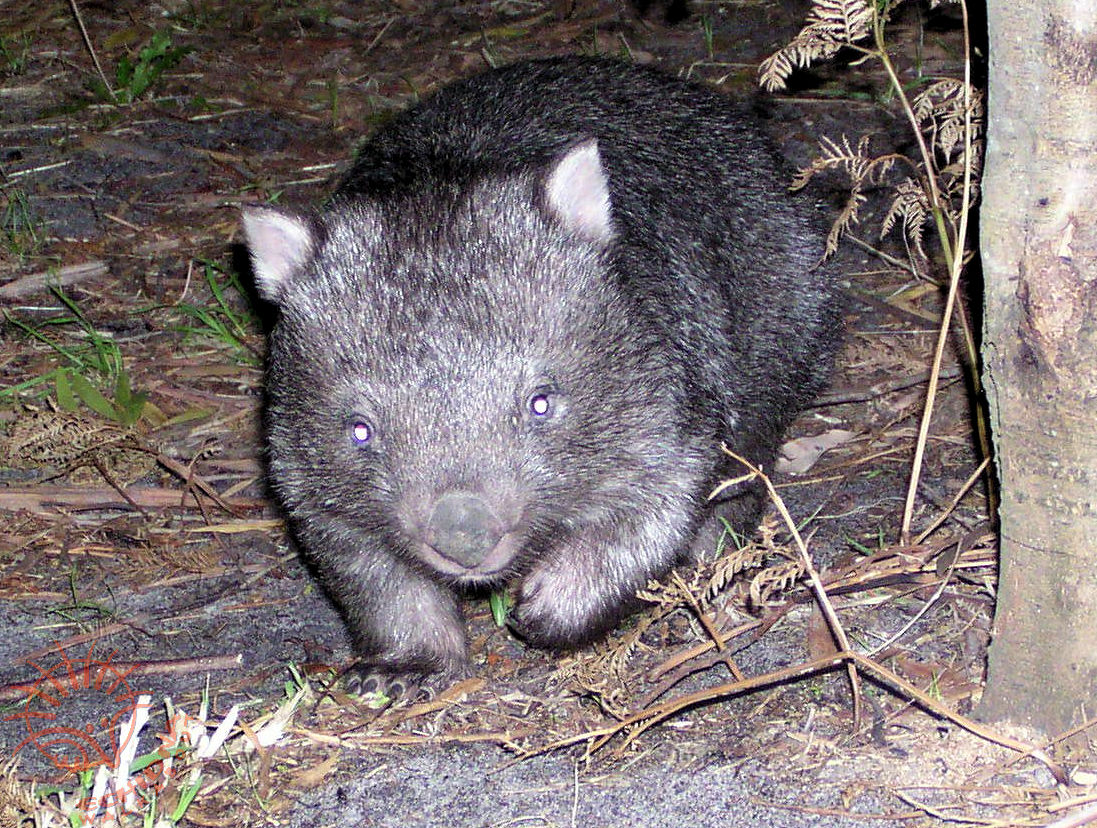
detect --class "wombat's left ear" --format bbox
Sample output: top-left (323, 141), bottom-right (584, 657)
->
top-left (240, 205), bottom-right (316, 304)
top-left (543, 139), bottom-right (615, 245)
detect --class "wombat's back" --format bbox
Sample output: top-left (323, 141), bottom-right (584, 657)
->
top-left (338, 57), bottom-right (774, 197)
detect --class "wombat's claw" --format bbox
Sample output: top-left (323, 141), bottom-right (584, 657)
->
top-left (344, 667), bottom-right (413, 700)
top-left (504, 611), bottom-right (528, 641)
top-left (343, 667), bottom-right (442, 703)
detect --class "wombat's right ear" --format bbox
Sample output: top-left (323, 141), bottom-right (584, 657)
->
top-left (240, 206), bottom-right (316, 304)
top-left (543, 139), bottom-right (615, 245)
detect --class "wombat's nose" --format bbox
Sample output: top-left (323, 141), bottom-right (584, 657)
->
top-left (427, 492), bottom-right (504, 568)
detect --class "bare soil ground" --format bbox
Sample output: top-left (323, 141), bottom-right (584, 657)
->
top-left (0, 1), bottom-right (1092, 826)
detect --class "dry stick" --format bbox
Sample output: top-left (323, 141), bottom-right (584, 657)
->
top-left (714, 449), bottom-right (863, 729)
top-left (519, 647), bottom-right (1057, 773)
top-left (642, 615), bottom-right (776, 707)
top-left (938, 2), bottom-right (996, 511)
top-left (0, 485), bottom-right (259, 513)
top-left (0, 261), bottom-right (109, 300)
top-left (304, 729), bottom-right (530, 749)
top-left (890, 790), bottom-right (991, 826)
top-left (864, 550), bottom-right (955, 658)
top-left (362, 14), bottom-right (396, 55)
top-left (981, 712), bottom-right (1097, 786)
top-left (91, 455), bottom-right (147, 516)
top-left (914, 456), bottom-right (991, 545)
top-left (66, 0), bottom-right (114, 100)
top-left (154, 452), bottom-right (237, 514)
top-left (899, 0), bottom-right (978, 545)
top-left (648, 616), bottom-right (768, 680)
top-left (672, 571), bottom-right (726, 651)
top-left (873, 13), bottom-right (944, 213)
top-left (105, 653), bottom-right (244, 678)
top-left (1045, 802), bottom-right (1097, 828)
top-left (812, 365), bottom-right (961, 408)
top-left (0, 655), bottom-right (244, 703)
top-left (845, 233), bottom-right (919, 276)
top-left (1050, 794), bottom-right (1097, 817)
top-left (17, 615), bottom-right (152, 663)
top-left (755, 801), bottom-right (922, 823)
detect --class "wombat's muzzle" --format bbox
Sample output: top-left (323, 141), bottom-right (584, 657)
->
top-left (426, 491), bottom-right (506, 569)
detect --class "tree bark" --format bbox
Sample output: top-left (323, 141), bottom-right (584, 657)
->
top-left (979, 1), bottom-right (1097, 735)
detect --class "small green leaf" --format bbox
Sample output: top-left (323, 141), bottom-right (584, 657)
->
top-left (55, 368), bottom-right (77, 410)
top-left (171, 773), bottom-right (203, 821)
top-left (114, 370), bottom-right (132, 409)
top-left (160, 406), bottom-right (212, 427)
top-left (489, 591), bottom-right (512, 627)
top-left (113, 371), bottom-right (147, 425)
top-left (70, 372), bottom-right (118, 420)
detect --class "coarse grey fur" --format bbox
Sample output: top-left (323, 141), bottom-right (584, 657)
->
top-left (241, 57), bottom-right (841, 688)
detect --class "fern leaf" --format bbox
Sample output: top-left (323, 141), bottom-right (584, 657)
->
top-left (881, 177), bottom-right (930, 261)
top-left (828, 189), bottom-right (867, 256)
top-left (748, 560), bottom-right (805, 608)
top-left (759, 0), bottom-right (875, 90)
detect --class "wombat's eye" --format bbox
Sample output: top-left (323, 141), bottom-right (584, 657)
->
top-left (527, 388), bottom-right (556, 419)
top-left (348, 419), bottom-right (373, 446)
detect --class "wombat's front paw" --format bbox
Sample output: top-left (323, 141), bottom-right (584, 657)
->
top-left (510, 570), bottom-right (606, 650)
top-left (509, 601), bottom-right (592, 651)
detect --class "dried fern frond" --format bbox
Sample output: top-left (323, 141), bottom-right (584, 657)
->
top-left (791, 134), bottom-right (864, 187)
top-left (791, 134), bottom-right (899, 192)
top-left (792, 134), bottom-right (904, 256)
top-left (727, 519), bottom-right (805, 608)
top-left (940, 163), bottom-right (982, 214)
top-left (881, 176), bottom-right (931, 261)
top-left (554, 610), bottom-right (664, 712)
top-left (826, 191), bottom-right (866, 257)
top-left (913, 80), bottom-right (985, 227)
top-left (705, 516), bottom-right (782, 598)
top-left (0, 758), bottom-right (37, 828)
top-left (748, 558), bottom-right (806, 608)
top-left (759, 0), bottom-right (876, 91)
top-left (913, 79), bottom-right (985, 163)
top-left (639, 562), bottom-right (708, 610)
top-left (704, 541), bottom-right (766, 599)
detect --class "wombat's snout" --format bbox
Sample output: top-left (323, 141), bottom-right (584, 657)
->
top-left (426, 491), bottom-right (506, 568)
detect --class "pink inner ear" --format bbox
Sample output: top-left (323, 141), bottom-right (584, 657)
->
top-left (544, 139), bottom-right (614, 244)
top-left (240, 207), bottom-right (315, 302)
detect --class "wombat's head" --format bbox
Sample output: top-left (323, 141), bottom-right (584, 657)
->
top-left (242, 141), bottom-right (699, 585)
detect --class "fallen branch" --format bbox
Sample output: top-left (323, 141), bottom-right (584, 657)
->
top-left (0, 261), bottom-right (109, 300)
top-left (0, 653), bottom-right (244, 702)
top-left (0, 484), bottom-right (263, 514)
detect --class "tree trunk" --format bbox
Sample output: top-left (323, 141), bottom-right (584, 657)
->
top-left (979, 1), bottom-right (1097, 735)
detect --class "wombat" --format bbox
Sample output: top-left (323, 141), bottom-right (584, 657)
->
top-left (241, 57), bottom-right (841, 691)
